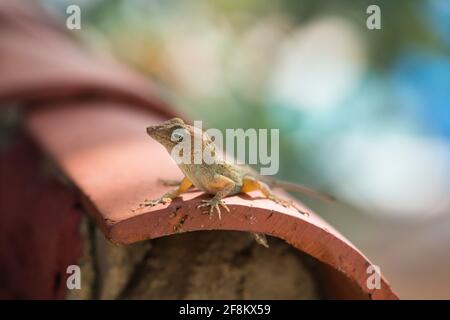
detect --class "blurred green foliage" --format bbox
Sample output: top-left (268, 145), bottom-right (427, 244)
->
top-left (47, 0), bottom-right (450, 218)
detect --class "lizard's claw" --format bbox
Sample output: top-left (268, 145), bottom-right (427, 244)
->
top-left (268, 195), bottom-right (309, 216)
top-left (139, 196), bottom-right (172, 208)
top-left (197, 198), bottom-right (229, 220)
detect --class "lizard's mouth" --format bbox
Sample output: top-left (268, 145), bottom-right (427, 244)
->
top-left (146, 126), bottom-right (160, 139)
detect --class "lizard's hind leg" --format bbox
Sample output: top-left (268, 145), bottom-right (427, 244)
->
top-left (241, 176), bottom-right (309, 216)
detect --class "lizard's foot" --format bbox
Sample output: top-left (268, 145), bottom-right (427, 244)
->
top-left (197, 198), bottom-right (230, 220)
top-left (253, 233), bottom-right (269, 248)
top-left (268, 194), bottom-right (309, 216)
top-left (158, 179), bottom-right (181, 187)
top-left (139, 196), bottom-right (172, 208)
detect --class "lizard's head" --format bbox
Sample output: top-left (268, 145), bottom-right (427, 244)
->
top-left (146, 117), bottom-right (192, 151)
top-left (147, 118), bottom-right (219, 163)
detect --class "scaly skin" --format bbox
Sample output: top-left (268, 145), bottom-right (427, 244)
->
top-left (141, 118), bottom-right (332, 247)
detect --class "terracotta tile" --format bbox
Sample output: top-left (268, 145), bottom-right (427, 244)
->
top-left (25, 102), bottom-right (398, 299)
top-left (0, 137), bottom-right (82, 299)
top-left (0, 0), bottom-right (398, 299)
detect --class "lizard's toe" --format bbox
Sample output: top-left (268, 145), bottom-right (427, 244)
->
top-left (197, 201), bottom-right (209, 209)
top-left (141, 199), bottom-right (157, 207)
top-left (213, 204), bottom-right (221, 220)
top-left (198, 199), bottom-right (228, 220)
top-left (219, 202), bottom-right (230, 212)
top-left (197, 201), bottom-right (211, 216)
top-left (141, 197), bottom-right (171, 208)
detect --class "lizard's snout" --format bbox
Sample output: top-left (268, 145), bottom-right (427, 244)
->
top-left (146, 126), bottom-right (165, 141)
top-left (146, 126), bottom-right (156, 135)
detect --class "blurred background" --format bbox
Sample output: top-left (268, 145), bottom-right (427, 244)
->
top-left (39, 0), bottom-right (450, 299)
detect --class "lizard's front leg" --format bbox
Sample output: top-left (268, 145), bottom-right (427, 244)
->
top-left (197, 174), bottom-right (235, 220)
top-left (241, 176), bottom-right (308, 215)
top-left (140, 176), bottom-right (192, 208)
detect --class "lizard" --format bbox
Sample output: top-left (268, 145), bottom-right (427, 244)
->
top-left (140, 117), bottom-right (335, 247)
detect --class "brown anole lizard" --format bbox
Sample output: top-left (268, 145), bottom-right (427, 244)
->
top-left (140, 118), bottom-right (334, 247)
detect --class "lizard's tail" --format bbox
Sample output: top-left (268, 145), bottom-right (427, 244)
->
top-left (265, 178), bottom-right (336, 203)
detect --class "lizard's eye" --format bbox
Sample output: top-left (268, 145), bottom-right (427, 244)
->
top-left (171, 130), bottom-right (184, 143)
